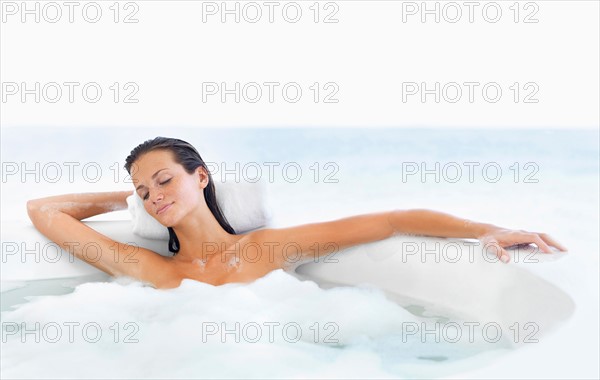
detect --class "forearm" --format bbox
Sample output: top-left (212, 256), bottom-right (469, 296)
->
top-left (27, 191), bottom-right (133, 221)
top-left (387, 209), bottom-right (500, 239)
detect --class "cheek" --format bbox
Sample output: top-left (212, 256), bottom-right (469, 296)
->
top-left (173, 179), bottom-right (204, 207)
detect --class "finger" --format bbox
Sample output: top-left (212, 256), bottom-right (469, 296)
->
top-left (498, 245), bottom-right (510, 263)
top-left (505, 243), bottom-right (532, 249)
top-left (540, 233), bottom-right (568, 252)
top-left (485, 239), bottom-right (510, 263)
top-left (532, 235), bottom-right (553, 254)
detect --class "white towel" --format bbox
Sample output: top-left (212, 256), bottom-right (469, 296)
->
top-left (126, 179), bottom-right (273, 240)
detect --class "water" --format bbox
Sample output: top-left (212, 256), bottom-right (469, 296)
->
top-left (1, 127), bottom-right (598, 378)
top-left (1, 273), bottom-right (110, 313)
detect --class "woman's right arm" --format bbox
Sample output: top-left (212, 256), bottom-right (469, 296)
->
top-left (26, 191), bottom-right (181, 288)
top-left (27, 191), bottom-right (132, 221)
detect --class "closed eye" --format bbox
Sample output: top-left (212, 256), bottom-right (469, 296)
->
top-left (142, 178), bottom-right (172, 200)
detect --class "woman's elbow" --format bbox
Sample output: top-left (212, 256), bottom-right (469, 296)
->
top-left (26, 199), bottom-right (52, 223)
top-left (26, 199), bottom-right (40, 218)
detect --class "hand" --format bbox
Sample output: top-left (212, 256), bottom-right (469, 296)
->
top-left (477, 228), bottom-right (568, 263)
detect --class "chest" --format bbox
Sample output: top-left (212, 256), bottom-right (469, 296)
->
top-left (176, 253), bottom-right (276, 285)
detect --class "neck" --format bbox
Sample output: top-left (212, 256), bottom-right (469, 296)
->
top-left (171, 205), bottom-right (239, 263)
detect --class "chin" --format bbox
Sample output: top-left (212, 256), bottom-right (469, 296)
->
top-left (159, 213), bottom-right (182, 229)
top-left (157, 216), bottom-right (174, 227)
top-left (156, 219), bottom-right (169, 227)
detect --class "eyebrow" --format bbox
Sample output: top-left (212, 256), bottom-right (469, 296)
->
top-left (135, 168), bottom-right (168, 191)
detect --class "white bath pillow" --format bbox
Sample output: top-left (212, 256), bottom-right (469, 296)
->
top-left (126, 179), bottom-right (273, 240)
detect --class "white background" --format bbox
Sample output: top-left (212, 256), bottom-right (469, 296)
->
top-left (1, 0), bottom-right (599, 129)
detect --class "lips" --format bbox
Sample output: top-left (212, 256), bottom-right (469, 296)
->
top-left (156, 203), bottom-right (173, 215)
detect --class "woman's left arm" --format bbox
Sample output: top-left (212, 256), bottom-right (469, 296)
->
top-left (254, 208), bottom-right (568, 269)
top-left (387, 209), bottom-right (568, 262)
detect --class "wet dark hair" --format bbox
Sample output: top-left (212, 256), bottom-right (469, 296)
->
top-left (124, 136), bottom-right (236, 255)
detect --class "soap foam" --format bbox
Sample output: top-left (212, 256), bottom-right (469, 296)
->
top-left (1, 270), bottom-right (508, 379)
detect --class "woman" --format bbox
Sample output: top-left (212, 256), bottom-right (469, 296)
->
top-left (27, 137), bottom-right (568, 289)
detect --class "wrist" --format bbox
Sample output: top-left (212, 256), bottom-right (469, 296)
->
top-left (467, 220), bottom-right (500, 239)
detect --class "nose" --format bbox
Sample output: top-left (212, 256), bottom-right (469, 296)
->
top-left (149, 188), bottom-right (164, 204)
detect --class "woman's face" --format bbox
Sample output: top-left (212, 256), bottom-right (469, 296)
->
top-left (130, 149), bottom-right (207, 227)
